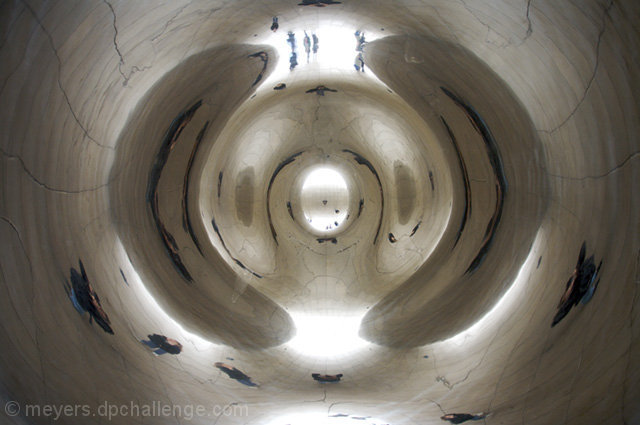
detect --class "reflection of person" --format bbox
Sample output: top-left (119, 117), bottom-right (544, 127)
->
top-left (289, 52), bottom-right (298, 70)
top-left (312, 373), bottom-right (343, 383)
top-left (298, 0), bottom-right (342, 6)
top-left (312, 33), bottom-right (319, 54)
top-left (354, 52), bottom-right (365, 72)
top-left (440, 413), bottom-right (487, 424)
top-left (215, 362), bottom-right (258, 387)
top-left (65, 260), bottom-right (114, 334)
top-left (148, 334), bottom-right (183, 355)
top-left (287, 31), bottom-right (296, 50)
top-left (552, 242), bottom-right (603, 327)
top-left (305, 85), bottom-right (337, 96)
top-left (354, 30), bottom-right (366, 51)
top-left (304, 31), bottom-right (311, 62)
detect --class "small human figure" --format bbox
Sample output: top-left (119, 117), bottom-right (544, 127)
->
top-left (271, 16), bottom-right (279, 32)
top-left (273, 83), bottom-right (287, 90)
top-left (142, 334), bottom-right (183, 355)
top-left (354, 52), bottom-right (365, 72)
top-left (305, 85), bottom-right (337, 96)
top-left (440, 413), bottom-right (488, 424)
top-left (303, 31), bottom-right (311, 62)
top-left (298, 0), bottom-right (342, 6)
top-left (354, 30), bottom-right (366, 51)
top-left (287, 31), bottom-right (296, 51)
top-left (312, 373), bottom-right (343, 383)
top-left (215, 362), bottom-right (258, 387)
top-left (552, 242), bottom-right (603, 327)
top-left (312, 33), bottom-right (319, 54)
top-left (289, 52), bottom-right (298, 70)
top-left (64, 259), bottom-right (114, 334)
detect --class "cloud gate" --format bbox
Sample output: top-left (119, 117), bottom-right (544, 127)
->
top-left (0, 0), bottom-right (638, 424)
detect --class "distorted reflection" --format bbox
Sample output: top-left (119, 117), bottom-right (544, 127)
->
top-left (214, 362), bottom-right (259, 387)
top-left (305, 85), bottom-right (338, 96)
top-left (311, 373), bottom-right (343, 383)
top-left (297, 0), bottom-right (342, 6)
top-left (440, 412), bottom-right (489, 424)
top-left (304, 31), bottom-right (311, 63)
top-left (552, 242), bottom-right (603, 327)
top-left (141, 334), bottom-right (183, 355)
top-left (64, 259), bottom-right (114, 335)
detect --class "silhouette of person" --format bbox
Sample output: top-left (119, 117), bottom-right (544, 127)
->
top-left (298, 0), bottom-right (342, 6)
top-left (289, 52), bottom-right (298, 70)
top-left (65, 259), bottom-right (114, 334)
top-left (552, 242), bottom-right (603, 327)
top-left (271, 16), bottom-right (279, 32)
top-left (312, 373), bottom-right (343, 383)
top-left (305, 85), bottom-right (337, 96)
top-left (142, 334), bottom-right (183, 355)
top-left (215, 362), bottom-right (258, 387)
top-left (440, 413), bottom-right (487, 423)
top-left (354, 52), bottom-right (365, 72)
top-left (287, 31), bottom-right (296, 50)
top-left (312, 33), bottom-right (319, 54)
top-left (304, 31), bottom-right (311, 62)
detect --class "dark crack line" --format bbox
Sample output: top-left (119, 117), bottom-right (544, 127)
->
top-left (0, 7), bottom-right (26, 51)
top-left (18, 0), bottom-right (109, 149)
top-left (427, 398), bottom-right (446, 415)
top-left (0, 59), bottom-right (24, 97)
top-left (539, 0), bottom-right (613, 134)
top-left (178, 7), bottom-right (221, 63)
top-left (151, 1), bottom-right (193, 42)
top-left (545, 151), bottom-right (639, 180)
top-left (102, 0), bottom-right (129, 85)
top-left (0, 216), bottom-right (34, 275)
top-left (525, 0), bottom-right (533, 39)
top-left (0, 148), bottom-right (116, 193)
top-left (445, 323), bottom-right (506, 391)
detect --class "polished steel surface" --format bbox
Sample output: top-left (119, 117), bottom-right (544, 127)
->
top-left (0, 1), bottom-right (638, 424)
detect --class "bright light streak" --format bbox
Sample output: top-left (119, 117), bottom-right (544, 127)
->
top-left (287, 312), bottom-right (370, 358)
top-left (303, 167), bottom-right (348, 190)
top-left (115, 238), bottom-right (214, 350)
top-left (266, 412), bottom-right (388, 425)
top-left (442, 248), bottom-right (538, 346)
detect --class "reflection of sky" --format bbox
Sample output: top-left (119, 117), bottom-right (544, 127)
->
top-left (287, 312), bottom-right (370, 358)
top-left (301, 167), bottom-right (349, 232)
top-left (255, 24), bottom-right (384, 89)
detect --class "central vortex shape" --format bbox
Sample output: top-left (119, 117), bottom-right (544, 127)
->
top-left (300, 167), bottom-right (350, 234)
